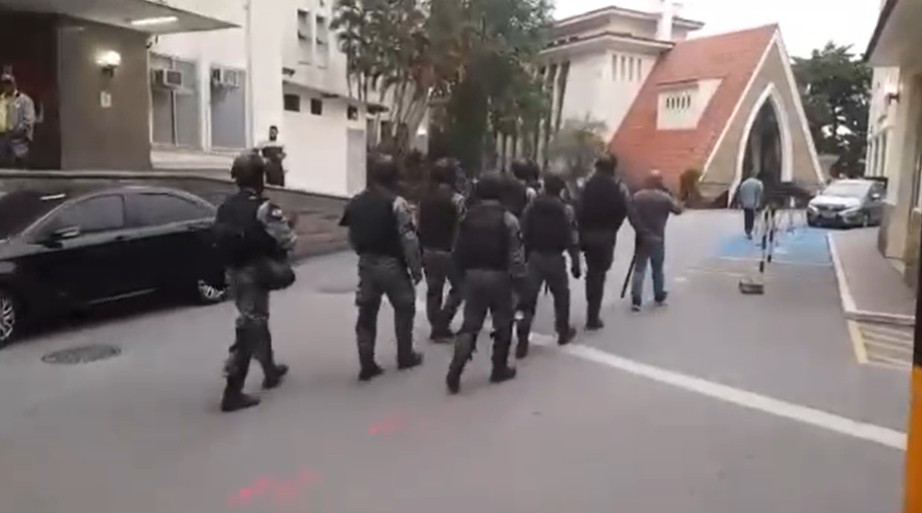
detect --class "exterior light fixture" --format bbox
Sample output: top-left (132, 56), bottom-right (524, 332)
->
top-left (96, 50), bottom-right (122, 77)
top-left (130, 16), bottom-right (179, 27)
top-left (885, 84), bottom-right (901, 104)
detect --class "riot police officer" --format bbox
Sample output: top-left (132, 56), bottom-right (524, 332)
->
top-left (577, 155), bottom-right (634, 331)
top-left (418, 158), bottom-right (466, 342)
top-left (214, 153), bottom-right (296, 413)
top-left (447, 174), bottom-right (526, 394)
top-left (516, 174), bottom-right (581, 359)
top-left (340, 155), bottom-right (424, 382)
top-left (502, 159), bottom-right (539, 219)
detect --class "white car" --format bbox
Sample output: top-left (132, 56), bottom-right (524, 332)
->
top-left (807, 179), bottom-right (886, 228)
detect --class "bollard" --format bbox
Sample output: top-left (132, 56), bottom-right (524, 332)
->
top-left (739, 208), bottom-right (774, 295)
top-left (905, 261), bottom-right (922, 513)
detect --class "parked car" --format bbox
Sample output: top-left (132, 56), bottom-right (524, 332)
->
top-left (0, 185), bottom-right (228, 347)
top-left (807, 179), bottom-right (886, 228)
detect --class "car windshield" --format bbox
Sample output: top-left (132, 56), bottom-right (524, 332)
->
top-left (821, 182), bottom-right (871, 199)
top-left (0, 191), bottom-right (69, 238)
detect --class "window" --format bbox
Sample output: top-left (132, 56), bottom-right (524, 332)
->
top-left (127, 193), bottom-right (213, 228)
top-left (150, 54), bottom-right (201, 148)
top-left (48, 196), bottom-right (125, 235)
top-left (315, 14), bottom-right (330, 68)
top-left (297, 9), bottom-right (313, 64)
top-left (284, 93), bottom-right (301, 112)
top-left (347, 105), bottom-right (359, 120)
top-left (210, 67), bottom-right (247, 149)
top-left (311, 98), bottom-right (323, 116)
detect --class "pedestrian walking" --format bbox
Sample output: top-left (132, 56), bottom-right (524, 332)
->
top-left (738, 174), bottom-right (764, 239)
top-left (418, 158), bottom-right (467, 342)
top-left (0, 73), bottom-right (35, 169)
top-left (516, 174), bottom-right (581, 359)
top-left (213, 153), bottom-right (296, 413)
top-left (340, 155), bottom-right (424, 382)
top-left (630, 170), bottom-right (684, 312)
top-left (576, 155), bottom-right (634, 330)
top-left (446, 174), bottom-right (526, 394)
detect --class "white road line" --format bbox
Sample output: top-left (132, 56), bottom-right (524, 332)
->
top-left (528, 335), bottom-right (907, 452)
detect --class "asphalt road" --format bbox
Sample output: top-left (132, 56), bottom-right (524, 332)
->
top-left (0, 211), bottom-right (911, 513)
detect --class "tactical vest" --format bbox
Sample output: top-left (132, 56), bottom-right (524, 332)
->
top-left (455, 203), bottom-right (508, 271)
top-left (418, 186), bottom-right (458, 252)
top-left (213, 190), bottom-right (278, 268)
top-left (578, 173), bottom-right (628, 232)
top-left (524, 196), bottom-right (570, 253)
top-left (345, 188), bottom-right (403, 259)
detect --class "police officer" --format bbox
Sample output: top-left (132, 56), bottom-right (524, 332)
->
top-left (503, 159), bottom-right (539, 219)
top-left (447, 174), bottom-right (526, 394)
top-left (418, 158), bottom-right (467, 342)
top-left (577, 155), bottom-right (634, 331)
top-left (340, 155), bottom-right (424, 382)
top-left (516, 174), bottom-right (581, 359)
top-left (214, 153), bottom-right (296, 413)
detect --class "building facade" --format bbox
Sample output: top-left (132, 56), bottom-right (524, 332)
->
top-left (866, 0), bottom-right (922, 288)
top-left (539, 2), bottom-right (823, 202)
top-left (0, 0), bottom-right (368, 197)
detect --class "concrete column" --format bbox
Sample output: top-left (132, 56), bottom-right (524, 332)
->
top-left (247, 0), bottom-right (284, 147)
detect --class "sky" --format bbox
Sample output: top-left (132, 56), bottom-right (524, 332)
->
top-left (554, 0), bottom-right (883, 58)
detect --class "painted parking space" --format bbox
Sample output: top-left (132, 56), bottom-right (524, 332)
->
top-left (716, 226), bottom-right (832, 267)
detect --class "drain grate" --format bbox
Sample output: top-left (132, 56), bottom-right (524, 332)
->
top-left (42, 344), bottom-right (121, 365)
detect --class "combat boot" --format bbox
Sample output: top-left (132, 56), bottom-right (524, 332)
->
top-left (490, 334), bottom-right (517, 384)
top-left (397, 351), bottom-right (424, 371)
top-left (515, 319), bottom-right (531, 360)
top-left (221, 380), bottom-right (260, 413)
top-left (262, 364), bottom-right (290, 390)
top-left (446, 335), bottom-right (475, 394)
top-left (558, 326), bottom-right (577, 346)
top-left (358, 343), bottom-right (384, 382)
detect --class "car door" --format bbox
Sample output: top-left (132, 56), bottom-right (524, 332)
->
top-left (25, 194), bottom-right (132, 306)
top-left (123, 191), bottom-right (217, 292)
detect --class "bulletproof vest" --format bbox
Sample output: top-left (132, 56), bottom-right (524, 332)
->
top-left (213, 190), bottom-right (278, 267)
top-left (579, 173), bottom-right (628, 232)
top-left (524, 196), bottom-right (570, 253)
top-left (501, 178), bottom-right (529, 219)
top-left (346, 188), bottom-right (403, 259)
top-left (418, 186), bottom-right (458, 252)
top-left (455, 203), bottom-right (508, 271)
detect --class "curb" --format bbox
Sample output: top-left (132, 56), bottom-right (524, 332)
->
top-left (827, 233), bottom-right (915, 327)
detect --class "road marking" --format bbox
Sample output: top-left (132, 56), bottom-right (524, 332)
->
top-left (528, 335), bottom-right (907, 451)
top-left (848, 320), bottom-right (869, 365)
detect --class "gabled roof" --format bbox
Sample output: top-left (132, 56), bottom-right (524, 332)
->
top-left (610, 25), bottom-right (778, 187)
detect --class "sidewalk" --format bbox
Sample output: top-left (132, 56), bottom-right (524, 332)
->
top-left (828, 228), bottom-right (916, 325)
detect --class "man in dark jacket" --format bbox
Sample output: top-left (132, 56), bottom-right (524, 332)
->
top-left (447, 174), bottom-right (526, 394)
top-left (516, 174), bottom-right (581, 359)
top-left (418, 158), bottom-right (467, 341)
top-left (214, 153), bottom-right (296, 413)
top-left (340, 155), bottom-right (424, 382)
top-left (503, 159), bottom-right (539, 219)
top-left (576, 155), bottom-right (634, 330)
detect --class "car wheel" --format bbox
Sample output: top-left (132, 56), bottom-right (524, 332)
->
top-left (195, 279), bottom-right (228, 305)
top-left (862, 212), bottom-right (871, 228)
top-left (0, 289), bottom-right (18, 349)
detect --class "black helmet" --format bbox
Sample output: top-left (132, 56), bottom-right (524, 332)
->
top-left (231, 152), bottom-right (267, 191)
top-left (595, 154), bottom-right (618, 176)
top-left (370, 154), bottom-right (399, 188)
top-left (511, 159), bottom-right (539, 182)
top-left (431, 158), bottom-right (456, 185)
top-left (543, 174), bottom-right (566, 196)
top-left (475, 173), bottom-right (504, 201)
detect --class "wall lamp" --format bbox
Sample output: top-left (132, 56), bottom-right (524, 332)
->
top-left (885, 85), bottom-right (901, 104)
top-left (96, 50), bottom-right (122, 77)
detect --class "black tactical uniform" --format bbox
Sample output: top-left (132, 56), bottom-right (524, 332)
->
top-left (503, 159), bottom-right (539, 219)
top-left (516, 175), bottom-right (581, 358)
top-left (341, 156), bottom-right (424, 382)
top-left (446, 174), bottom-right (526, 394)
top-left (418, 159), bottom-right (467, 341)
top-left (214, 153), bottom-right (296, 413)
top-left (577, 155), bottom-right (634, 330)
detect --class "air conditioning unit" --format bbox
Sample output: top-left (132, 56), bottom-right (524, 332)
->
top-left (211, 68), bottom-right (243, 89)
top-left (151, 68), bottom-right (184, 89)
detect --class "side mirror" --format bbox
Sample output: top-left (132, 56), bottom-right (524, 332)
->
top-left (871, 193), bottom-right (883, 201)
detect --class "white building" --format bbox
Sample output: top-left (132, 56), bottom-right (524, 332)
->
top-left (150, 0), bottom-right (368, 197)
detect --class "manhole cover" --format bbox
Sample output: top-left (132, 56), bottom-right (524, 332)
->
top-left (42, 344), bottom-right (121, 365)
top-left (317, 283), bottom-right (355, 295)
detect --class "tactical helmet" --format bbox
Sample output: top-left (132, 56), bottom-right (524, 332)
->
top-left (231, 152), bottom-right (267, 190)
top-left (475, 173), bottom-right (504, 201)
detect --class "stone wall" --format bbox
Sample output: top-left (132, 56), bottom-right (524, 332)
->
top-left (903, 209), bottom-right (922, 290)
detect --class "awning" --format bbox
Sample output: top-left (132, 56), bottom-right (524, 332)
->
top-left (0, 0), bottom-right (238, 34)
top-left (866, 0), bottom-right (922, 67)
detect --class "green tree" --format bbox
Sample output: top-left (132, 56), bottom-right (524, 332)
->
top-left (793, 43), bottom-right (872, 177)
top-left (546, 117), bottom-right (608, 182)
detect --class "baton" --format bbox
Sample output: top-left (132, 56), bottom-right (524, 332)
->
top-left (621, 251), bottom-right (637, 299)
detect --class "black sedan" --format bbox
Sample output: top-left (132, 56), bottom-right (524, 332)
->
top-left (0, 185), bottom-right (228, 347)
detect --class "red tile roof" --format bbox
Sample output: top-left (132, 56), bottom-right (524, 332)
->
top-left (610, 25), bottom-right (778, 190)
